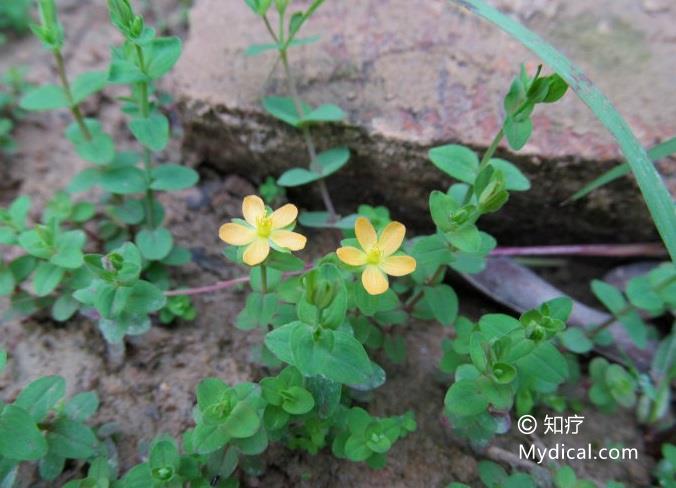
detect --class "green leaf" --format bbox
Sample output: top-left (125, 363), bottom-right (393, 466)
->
top-left (15, 375), bottom-right (66, 421)
top-left (135, 227), bottom-right (173, 260)
top-left (262, 96), bottom-right (308, 127)
top-left (453, 0), bottom-right (676, 262)
top-left (503, 115), bottom-right (532, 150)
top-left (65, 392), bottom-right (99, 422)
top-left (446, 224), bottom-right (482, 253)
top-left (301, 104), bottom-right (345, 124)
top-left (38, 449), bottom-right (64, 481)
top-left (517, 342), bottom-right (568, 386)
top-left (277, 168), bottom-right (320, 187)
top-left (144, 37), bottom-right (182, 80)
top-left (71, 71), bottom-right (107, 104)
top-left (222, 402), bottom-right (261, 439)
top-left (51, 230), bottom-right (85, 269)
top-left (65, 119), bottom-right (115, 165)
top-left (0, 265), bottom-right (15, 296)
top-left (315, 146), bottom-right (350, 176)
top-left (0, 350), bottom-right (6, 373)
top-left (51, 293), bottom-right (79, 321)
top-left (264, 322), bottom-right (298, 365)
top-left (291, 326), bottom-right (374, 385)
top-left (193, 424), bottom-right (229, 455)
top-left (19, 84), bottom-right (68, 111)
top-left (423, 284), bottom-right (458, 326)
top-left (244, 42), bottom-right (278, 56)
top-left (235, 292), bottom-right (278, 330)
top-left (444, 379), bottom-right (489, 416)
top-left (277, 147), bottom-right (350, 187)
top-left (560, 328), bottom-right (593, 354)
top-left (428, 144), bottom-right (479, 183)
top-left (46, 418), bottom-right (97, 459)
top-left (129, 111), bottom-right (169, 151)
top-left (489, 158), bottom-right (530, 191)
top-left (478, 461), bottom-right (508, 488)
top-left (150, 164), bottom-right (199, 190)
top-left (33, 262), bottom-right (65, 297)
top-left (554, 466), bottom-right (577, 488)
top-left (0, 405), bottom-right (47, 460)
top-left (281, 386), bottom-right (315, 415)
top-left (591, 280), bottom-right (625, 314)
top-left (126, 280), bottom-right (166, 314)
top-left (100, 166), bottom-right (148, 194)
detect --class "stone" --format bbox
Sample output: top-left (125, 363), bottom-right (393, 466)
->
top-left (172, 0), bottom-right (676, 244)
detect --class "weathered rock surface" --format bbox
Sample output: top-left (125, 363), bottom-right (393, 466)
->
top-left (173, 0), bottom-right (676, 244)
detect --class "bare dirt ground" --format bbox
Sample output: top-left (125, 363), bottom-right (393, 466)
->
top-left (0, 2), bottom-right (658, 487)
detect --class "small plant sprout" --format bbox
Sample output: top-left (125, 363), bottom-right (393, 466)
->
top-left (337, 217), bottom-right (416, 295)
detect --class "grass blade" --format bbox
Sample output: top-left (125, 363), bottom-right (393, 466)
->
top-left (568, 137), bottom-right (676, 202)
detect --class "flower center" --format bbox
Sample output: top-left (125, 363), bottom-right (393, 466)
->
top-left (365, 246), bottom-right (383, 265)
top-left (256, 215), bottom-right (273, 238)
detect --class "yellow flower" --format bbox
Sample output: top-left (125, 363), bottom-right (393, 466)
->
top-left (336, 217), bottom-right (416, 295)
top-left (218, 195), bottom-right (307, 266)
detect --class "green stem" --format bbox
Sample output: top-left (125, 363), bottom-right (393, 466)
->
top-left (404, 265), bottom-right (446, 313)
top-left (260, 264), bottom-right (268, 294)
top-left (278, 49), bottom-right (338, 222)
top-left (591, 274), bottom-right (676, 339)
top-left (462, 127), bottom-right (504, 204)
top-left (53, 49), bottom-right (91, 140)
top-left (135, 45), bottom-right (156, 229)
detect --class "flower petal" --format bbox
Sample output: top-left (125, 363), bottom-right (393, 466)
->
top-left (355, 217), bottom-right (377, 250)
top-left (362, 265), bottom-right (389, 295)
top-left (243, 238), bottom-right (270, 266)
top-left (242, 195), bottom-right (266, 226)
top-left (270, 230), bottom-right (307, 251)
top-left (336, 246), bottom-right (367, 266)
top-left (380, 255), bottom-right (416, 277)
top-left (218, 222), bottom-right (256, 245)
top-left (270, 203), bottom-right (298, 229)
top-left (378, 221), bottom-right (406, 256)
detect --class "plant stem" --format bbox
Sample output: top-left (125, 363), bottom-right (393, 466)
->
top-left (462, 128), bottom-right (504, 204)
top-left (591, 274), bottom-right (676, 339)
top-left (260, 264), bottom-right (268, 293)
top-left (164, 266), bottom-right (311, 297)
top-left (135, 45), bottom-right (156, 229)
top-left (491, 242), bottom-right (667, 258)
top-left (404, 265), bottom-right (446, 313)
top-left (53, 49), bottom-right (91, 140)
top-left (274, 43), bottom-right (337, 222)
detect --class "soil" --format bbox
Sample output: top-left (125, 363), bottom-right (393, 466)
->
top-left (0, 2), bottom-right (661, 488)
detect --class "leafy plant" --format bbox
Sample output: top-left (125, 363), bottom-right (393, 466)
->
top-left (244, 0), bottom-right (355, 229)
top-left (4, 0), bottom-right (197, 343)
top-left (0, 358), bottom-right (100, 484)
top-left (0, 0), bottom-right (32, 37)
top-left (0, 66), bottom-right (33, 153)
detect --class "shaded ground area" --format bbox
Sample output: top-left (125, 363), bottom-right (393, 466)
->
top-left (0, 1), bottom-right (662, 487)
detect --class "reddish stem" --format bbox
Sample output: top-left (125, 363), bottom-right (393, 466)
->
top-left (165, 276), bottom-right (250, 296)
top-left (490, 243), bottom-right (665, 257)
top-left (165, 266), bottom-right (311, 297)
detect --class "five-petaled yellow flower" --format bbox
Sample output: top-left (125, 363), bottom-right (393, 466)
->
top-left (219, 195), bottom-right (307, 266)
top-left (337, 217), bottom-right (416, 295)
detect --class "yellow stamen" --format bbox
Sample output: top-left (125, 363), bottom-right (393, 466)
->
top-left (256, 215), bottom-right (273, 238)
top-left (365, 246), bottom-right (383, 265)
